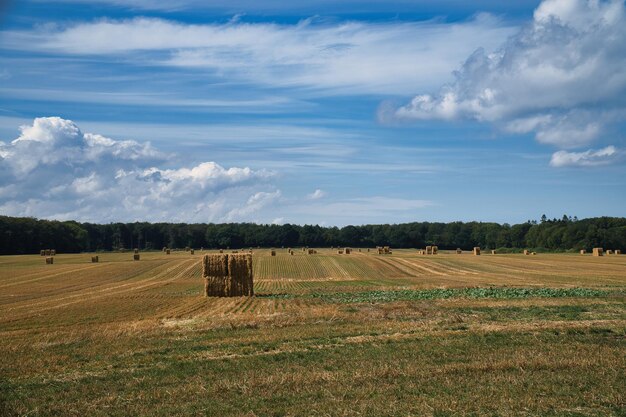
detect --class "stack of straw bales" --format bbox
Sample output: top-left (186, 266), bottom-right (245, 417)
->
top-left (91, 256), bottom-right (99, 263)
top-left (377, 246), bottom-right (392, 255)
top-left (202, 253), bottom-right (253, 297)
top-left (473, 247), bottom-right (481, 255)
top-left (45, 257), bottom-right (54, 264)
top-left (593, 247), bottom-right (603, 256)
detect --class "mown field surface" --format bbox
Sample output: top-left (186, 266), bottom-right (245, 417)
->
top-left (1, 249), bottom-right (625, 416)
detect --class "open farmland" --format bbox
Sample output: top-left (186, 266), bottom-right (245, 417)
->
top-left (1, 249), bottom-right (625, 416)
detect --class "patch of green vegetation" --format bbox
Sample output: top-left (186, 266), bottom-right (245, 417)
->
top-left (310, 287), bottom-right (617, 304)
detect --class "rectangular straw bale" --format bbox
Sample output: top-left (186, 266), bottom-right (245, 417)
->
top-left (202, 254), bottom-right (253, 297)
top-left (456, 249), bottom-right (462, 254)
top-left (491, 250), bottom-right (497, 255)
top-left (45, 257), bottom-right (54, 264)
top-left (40, 250), bottom-right (45, 256)
top-left (91, 256), bottom-right (98, 263)
top-left (50, 249), bottom-right (56, 256)
top-left (44, 249), bottom-right (51, 256)
top-left (133, 254), bottom-right (140, 261)
top-left (134, 248), bottom-right (139, 254)
top-left (166, 249), bottom-right (171, 255)
top-left (616, 250), bottom-right (621, 255)
top-left (425, 246), bottom-right (432, 255)
top-left (592, 247), bottom-right (603, 256)
top-left (345, 248), bottom-right (351, 254)
top-left (523, 250), bottom-right (529, 255)
top-left (473, 247), bottom-right (481, 255)
top-left (271, 250), bottom-right (276, 256)
top-left (580, 250), bottom-right (586, 255)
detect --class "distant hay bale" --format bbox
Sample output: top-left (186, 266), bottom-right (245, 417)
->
top-left (358, 249), bottom-right (361, 252)
top-left (290, 250), bottom-right (294, 255)
top-left (133, 254), bottom-right (140, 261)
top-left (456, 248), bottom-right (462, 254)
top-left (606, 250), bottom-right (613, 255)
top-left (592, 247), bottom-right (603, 256)
top-left (162, 247), bottom-right (167, 252)
top-left (166, 249), bottom-right (171, 255)
top-left (337, 250), bottom-right (344, 254)
top-left (308, 249), bottom-right (316, 255)
top-left (425, 246), bottom-right (432, 255)
top-left (134, 248), bottom-right (139, 254)
top-left (44, 249), bottom-right (51, 256)
top-left (45, 257), bottom-right (54, 264)
top-left (432, 246), bottom-right (438, 255)
top-left (491, 250), bottom-right (497, 255)
top-left (202, 253), bottom-right (253, 297)
top-left (271, 250), bottom-right (276, 256)
top-left (580, 250), bottom-right (586, 255)
top-left (473, 247), bottom-right (481, 256)
top-left (91, 256), bottom-right (98, 263)
top-left (190, 249), bottom-right (195, 255)
top-left (219, 249), bottom-right (224, 254)
top-left (367, 248), bottom-right (370, 252)
top-left (232, 250), bottom-right (239, 254)
top-left (40, 250), bottom-right (45, 256)
top-left (50, 249), bottom-right (56, 256)
top-left (532, 252), bottom-right (537, 255)
top-left (523, 250), bottom-right (529, 255)
top-left (345, 248), bottom-right (351, 254)
top-left (378, 246), bottom-right (392, 255)
top-left (615, 249), bottom-right (621, 255)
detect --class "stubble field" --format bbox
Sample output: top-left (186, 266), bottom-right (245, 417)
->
top-left (1, 249), bottom-right (625, 416)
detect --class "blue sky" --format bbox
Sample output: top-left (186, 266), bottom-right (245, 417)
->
top-left (0, 0), bottom-right (624, 225)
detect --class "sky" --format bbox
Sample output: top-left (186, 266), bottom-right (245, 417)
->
top-left (0, 0), bottom-right (624, 226)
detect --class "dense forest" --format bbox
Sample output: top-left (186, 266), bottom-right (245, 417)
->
top-left (0, 215), bottom-right (624, 255)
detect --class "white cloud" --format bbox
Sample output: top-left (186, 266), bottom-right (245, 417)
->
top-left (0, 117), bottom-right (275, 222)
top-left (1, 16), bottom-right (515, 95)
top-left (307, 189), bottom-right (326, 200)
top-left (549, 146), bottom-right (620, 167)
top-left (393, 0), bottom-right (626, 153)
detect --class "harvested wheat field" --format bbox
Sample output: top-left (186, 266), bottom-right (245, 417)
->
top-left (1, 249), bottom-right (625, 416)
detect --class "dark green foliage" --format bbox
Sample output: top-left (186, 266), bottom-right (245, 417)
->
top-left (0, 215), bottom-right (624, 255)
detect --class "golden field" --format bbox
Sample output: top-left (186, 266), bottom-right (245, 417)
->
top-left (1, 249), bottom-right (625, 416)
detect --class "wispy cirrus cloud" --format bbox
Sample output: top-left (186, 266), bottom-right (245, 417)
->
top-left (1, 15), bottom-right (515, 95)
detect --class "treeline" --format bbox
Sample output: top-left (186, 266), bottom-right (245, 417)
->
top-left (0, 215), bottom-right (624, 255)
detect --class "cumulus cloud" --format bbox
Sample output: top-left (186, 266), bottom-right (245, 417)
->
top-left (307, 189), bottom-right (326, 200)
top-left (1, 15), bottom-right (514, 95)
top-left (0, 117), bottom-right (275, 222)
top-left (392, 0), bottom-right (626, 156)
top-left (549, 145), bottom-right (620, 167)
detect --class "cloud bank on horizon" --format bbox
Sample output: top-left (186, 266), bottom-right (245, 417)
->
top-left (392, 0), bottom-right (625, 166)
top-left (0, 117), bottom-right (277, 223)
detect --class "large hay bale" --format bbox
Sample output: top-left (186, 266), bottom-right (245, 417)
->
top-left (45, 257), bottom-right (54, 264)
top-left (271, 250), bottom-right (276, 256)
top-left (133, 254), bottom-right (140, 261)
top-left (592, 247), bottom-right (603, 256)
top-left (345, 248), bottom-right (351, 254)
top-left (473, 247), bottom-right (481, 256)
top-left (580, 250), bottom-right (586, 255)
top-left (91, 256), bottom-right (99, 263)
top-left (202, 254), bottom-right (253, 297)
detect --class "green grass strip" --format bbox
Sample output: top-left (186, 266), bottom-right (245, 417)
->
top-left (308, 287), bottom-right (619, 304)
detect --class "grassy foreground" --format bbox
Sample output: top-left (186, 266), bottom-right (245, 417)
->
top-left (1, 249), bottom-right (625, 416)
